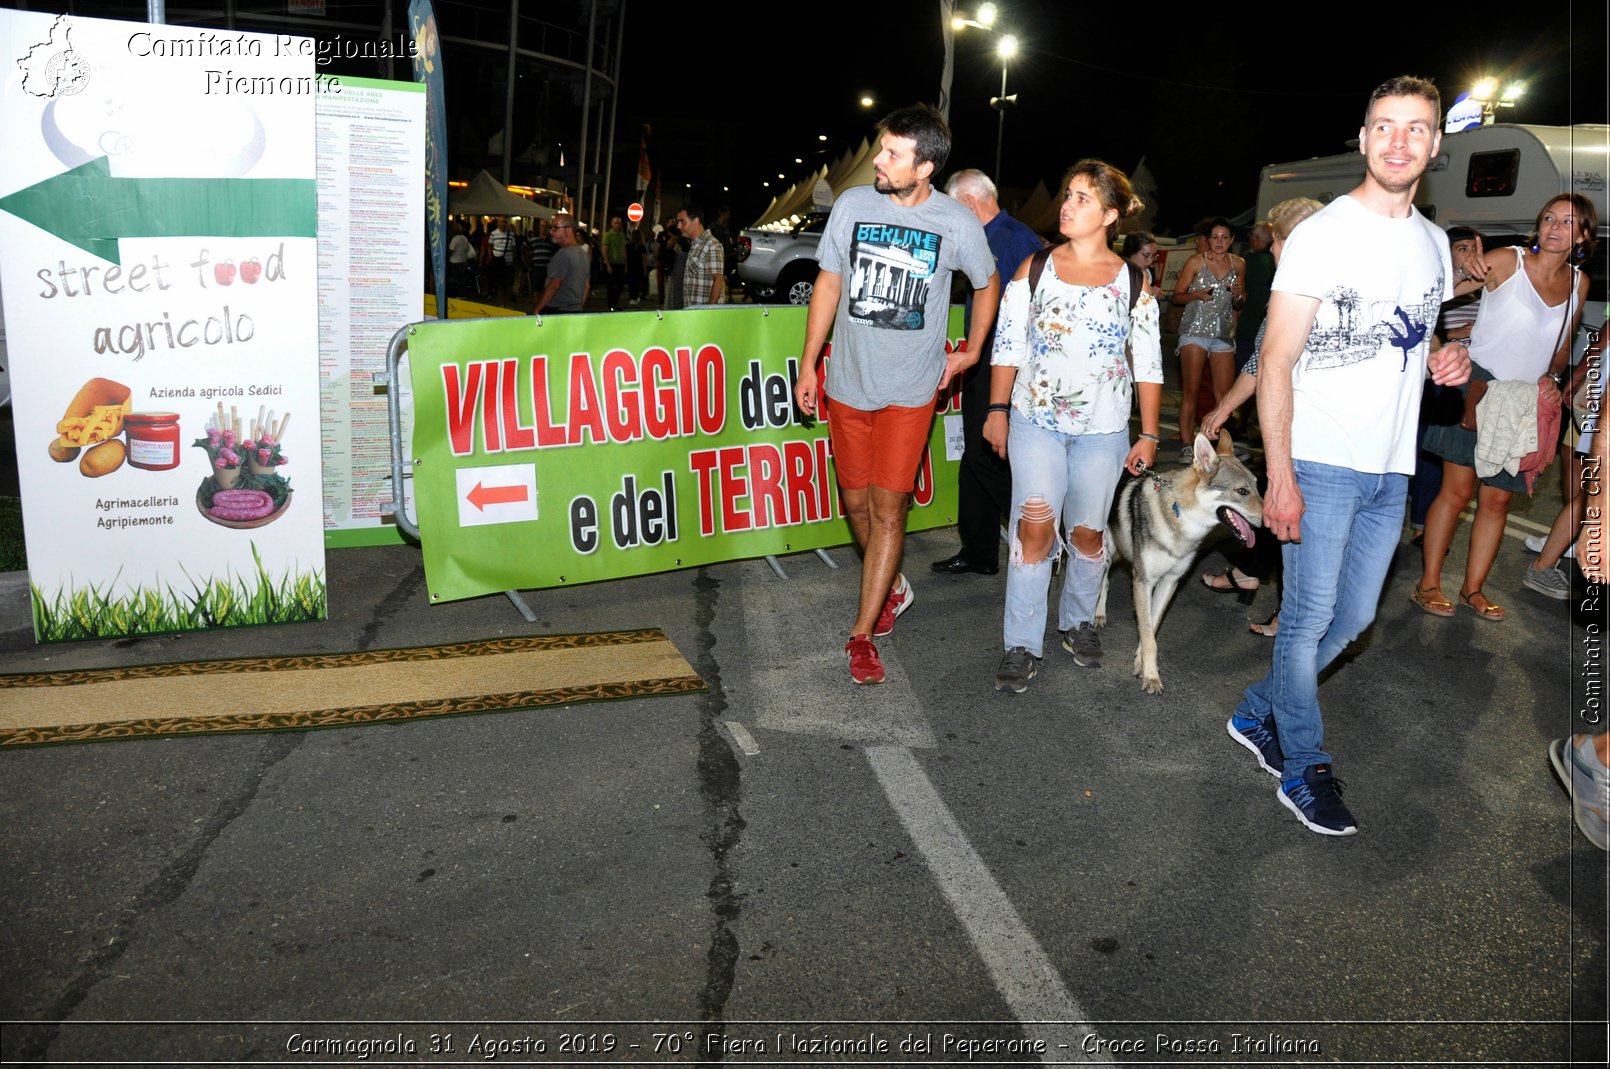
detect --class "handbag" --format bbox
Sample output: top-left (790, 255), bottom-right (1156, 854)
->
top-left (1463, 268), bottom-right (1578, 434)
top-left (1422, 381), bottom-right (1465, 427)
top-left (1459, 378), bottom-right (1487, 432)
top-left (1572, 370), bottom-right (1599, 432)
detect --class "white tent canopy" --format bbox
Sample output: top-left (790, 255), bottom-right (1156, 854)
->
top-left (830, 139), bottom-right (876, 200)
top-left (749, 138), bottom-right (877, 228)
top-left (449, 170), bottom-right (555, 219)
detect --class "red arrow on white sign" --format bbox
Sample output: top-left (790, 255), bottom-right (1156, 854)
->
top-left (467, 481), bottom-right (530, 511)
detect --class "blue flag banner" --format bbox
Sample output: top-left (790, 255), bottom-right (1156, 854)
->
top-left (408, 0), bottom-right (449, 319)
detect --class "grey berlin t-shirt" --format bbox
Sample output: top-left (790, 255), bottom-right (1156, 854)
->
top-left (816, 185), bottom-right (996, 410)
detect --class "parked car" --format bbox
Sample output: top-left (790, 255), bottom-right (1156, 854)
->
top-left (737, 211), bottom-right (829, 305)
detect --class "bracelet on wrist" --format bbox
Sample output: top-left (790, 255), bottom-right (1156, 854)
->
top-left (1138, 432), bottom-right (1160, 443)
top-left (987, 402), bottom-right (1012, 414)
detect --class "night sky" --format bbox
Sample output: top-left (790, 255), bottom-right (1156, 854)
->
top-left (619, 0), bottom-right (1607, 232)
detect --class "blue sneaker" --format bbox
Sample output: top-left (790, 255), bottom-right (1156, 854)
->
top-left (1278, 764), bottom-right (1358, 836)
top-left (1228, 713), bottom-right (1283, 777)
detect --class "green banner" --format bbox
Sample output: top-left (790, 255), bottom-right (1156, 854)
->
top-left (406, 307), bottom-right (967, 602)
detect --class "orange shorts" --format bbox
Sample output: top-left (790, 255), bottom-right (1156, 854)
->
top-left (825, 394), bottom-right (936, 493)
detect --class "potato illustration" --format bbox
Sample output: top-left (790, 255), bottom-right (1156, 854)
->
top-left (48, 436), bottom-right (81, 463)
top-left (79, 439), bottom-right (126, 478)
top-left (56, 378), bottom-right (132, 446)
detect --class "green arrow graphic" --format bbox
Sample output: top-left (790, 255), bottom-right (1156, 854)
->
top-left (0, 156), bottom-right (316, 265)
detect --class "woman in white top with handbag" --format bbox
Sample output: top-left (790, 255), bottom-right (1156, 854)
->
top-left (1413, 193), bottom-right (1594, 621)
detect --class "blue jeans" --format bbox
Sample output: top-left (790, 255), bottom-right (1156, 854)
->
top-left (1236, 460), bottom-right (1407, 775)
top-left (1002, 414), bottom-right (1129, 656)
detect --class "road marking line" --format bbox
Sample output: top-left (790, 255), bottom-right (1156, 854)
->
top-left (866, 745), bottom-right (1098, 1062)
top-left (724, 720), bottom-right (760, 755)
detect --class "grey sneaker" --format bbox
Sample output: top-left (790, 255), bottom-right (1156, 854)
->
top-left (995, 647), bottom-right (1039, 693)
top-left (1549, 736), bottom-right (1610, 851)
top-left (1062, 622), bottom-right (1103, 668)
top-left (1522, 565), bottom-right (1572, 600)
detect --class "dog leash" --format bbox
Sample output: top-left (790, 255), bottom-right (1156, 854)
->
top-left (1133, 459), bottom-right (1172, 492)
top-left (1133, 459), bottom-right (1182, 517)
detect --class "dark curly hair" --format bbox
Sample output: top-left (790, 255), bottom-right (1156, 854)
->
top-left (1059, 159), bottom-right (1143, 243)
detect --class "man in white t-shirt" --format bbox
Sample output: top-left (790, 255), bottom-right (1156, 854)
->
top-left (1226, 75), bottom-right (1472, 836)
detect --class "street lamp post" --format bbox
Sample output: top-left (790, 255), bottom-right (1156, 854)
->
top-left (957, 9), bottom-right (1019, 183)
top-left (995, 63), bottom-right (1007, 181)
top-left (990, 35), bottom-right (1018, 183)
top-left (1471, 77), bottom-right (1525, 124)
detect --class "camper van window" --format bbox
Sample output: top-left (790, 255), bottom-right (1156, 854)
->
top-left (1466, 150), bottom-right (1521, 199)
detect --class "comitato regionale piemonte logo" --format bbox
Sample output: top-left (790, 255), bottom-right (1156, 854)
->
top-left (17, 15), bottom-right (91, 98)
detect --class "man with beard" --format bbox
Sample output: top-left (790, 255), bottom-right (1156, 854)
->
top-left (794, 103), bottom-right (999, 685)
top-left (1226, 76), bottom-right (1473, 835)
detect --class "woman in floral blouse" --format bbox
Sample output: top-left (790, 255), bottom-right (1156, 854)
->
top-left (983, 159), bottom-right (1163, 693)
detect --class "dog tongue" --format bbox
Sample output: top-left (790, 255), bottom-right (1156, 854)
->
top-left (1218, 506), bottom-right (1256, 547)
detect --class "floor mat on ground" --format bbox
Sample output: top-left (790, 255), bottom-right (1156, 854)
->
top-left (0, 630), bottom-right (705, 747)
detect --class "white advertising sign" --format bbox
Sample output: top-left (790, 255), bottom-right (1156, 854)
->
top-left (0, 11), bottom-right (327, 641)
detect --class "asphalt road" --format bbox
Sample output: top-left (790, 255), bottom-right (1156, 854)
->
top-left (1, 463), bottom-right (1605, 1066)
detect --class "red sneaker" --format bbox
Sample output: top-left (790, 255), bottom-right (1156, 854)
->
top-left (872, 578), bottom-right (914, 638)
top-left (846, 634), bottom-right (885, 684)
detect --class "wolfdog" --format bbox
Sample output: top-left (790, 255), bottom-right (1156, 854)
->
top-left (1095, 432), bottom-right (1263, 694)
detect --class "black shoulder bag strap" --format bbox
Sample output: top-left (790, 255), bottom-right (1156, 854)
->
top-left (1026, 247), bottom-right (1052, 298)
top-left (1028, 250), bottom-right (1142, 314)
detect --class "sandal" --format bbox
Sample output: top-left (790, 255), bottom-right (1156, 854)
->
top-left (1203, 568), bottom-right (1260, 605)
top-left (1458, 588), bottom-right (1505, 621)
top-left (1410, 584), bottom-right (1455, 618)
top-left (1250, 612), bottom-right (1279, 638)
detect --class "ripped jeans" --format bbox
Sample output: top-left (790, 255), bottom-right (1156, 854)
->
top-left (1002, 412), bottom-right (1129, 656)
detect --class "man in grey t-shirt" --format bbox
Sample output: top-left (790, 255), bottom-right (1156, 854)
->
top-left (533, 213), bottom-right (589, 314)
top-left (794, 103), bottom-right (999, 685)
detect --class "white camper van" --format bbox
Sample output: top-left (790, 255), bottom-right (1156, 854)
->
top-left (1257, 123), bottom-right (1607, 238)
top-left (1256, 122), bottom-right (1608, 350)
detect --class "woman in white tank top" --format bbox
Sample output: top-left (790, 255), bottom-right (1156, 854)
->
top-left (1413, 194), bottom-right (1594, 621)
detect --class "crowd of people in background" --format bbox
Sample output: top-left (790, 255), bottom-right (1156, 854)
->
top-left (440, 203), bottom-right (744, 315)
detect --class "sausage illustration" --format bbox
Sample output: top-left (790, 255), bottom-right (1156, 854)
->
top-left (208, 488), bottom-right (276, 521)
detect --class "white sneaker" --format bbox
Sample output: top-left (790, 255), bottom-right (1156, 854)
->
top-left (1524, 533), bottom-right (1575, 558)
top-left (1550, 735), bottom-right (1610, 851)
